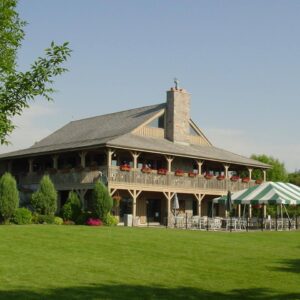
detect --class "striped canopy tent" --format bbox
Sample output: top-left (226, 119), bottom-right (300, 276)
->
top-left (213, 182), bottom-right (300, 205)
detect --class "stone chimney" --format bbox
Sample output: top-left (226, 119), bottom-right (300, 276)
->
top-left (166, 86), bottom-right (191, 144)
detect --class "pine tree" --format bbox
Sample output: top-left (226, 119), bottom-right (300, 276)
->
top-left (62, 191), bottom-right (82, 221)
top-left (92, 181), bottom-right (113, 220)
top-left (0, 172), bottom-right (19, 223)
top-left (31, 175), bottom-right (57, 215)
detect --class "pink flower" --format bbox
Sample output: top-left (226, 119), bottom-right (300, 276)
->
top-left (86, 218), bottom-right (102, 226)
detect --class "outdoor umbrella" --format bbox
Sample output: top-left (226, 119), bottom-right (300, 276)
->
top-left (226, 191), bottom-right (232, 215)
top-left (173, 193), bottom-right (179, 215)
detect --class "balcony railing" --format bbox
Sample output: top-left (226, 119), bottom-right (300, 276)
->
top-left (18, 167), bottom-right (107, 188)
top-left (108, 167), bottom-right (256, 192)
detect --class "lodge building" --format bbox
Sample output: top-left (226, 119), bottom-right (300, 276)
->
top-left (0, 85), bottom-right (270, 225)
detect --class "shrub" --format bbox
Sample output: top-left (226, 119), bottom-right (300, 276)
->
top-left (75, 211), bottom-right (92, 225)
top-left (54, 216), bottom-right (63, 225)
top-left (92, 181), bottom-right (113, 220)
top-left (103, 213), bottom-right (118, 226)
top-left (86, 218), bottom-right (102, 226)
top-left (0, 173), bottom-right (19, 223)
top-left (62, 191), bottom-right (82, 221)
top-left (31, 175), bottom-right (57, 215)
top-left (12, 208), bottom-right (32, 225)
top-left (33, 214), bottom-right (55, 224)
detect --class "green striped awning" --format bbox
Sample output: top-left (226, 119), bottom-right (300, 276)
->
top-left (213, 182), bottom-right (300, 205)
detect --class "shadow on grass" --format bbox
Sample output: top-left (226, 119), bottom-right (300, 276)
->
top-left (274, 259), bottom-right (300, 274)
top-left (0, 285), bottom-right (299, 300)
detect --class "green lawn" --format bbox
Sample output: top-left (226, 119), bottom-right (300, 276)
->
top-left (0, 226), bottom-right (299, 300)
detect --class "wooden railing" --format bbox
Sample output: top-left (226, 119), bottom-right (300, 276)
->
top-left (108, 167), bottom-right (256, 192)
top-left (18, 167), bottom-right (107, 189)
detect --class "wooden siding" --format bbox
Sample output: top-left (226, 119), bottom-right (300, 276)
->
top-left (134, 126), bottom-right (165, 139)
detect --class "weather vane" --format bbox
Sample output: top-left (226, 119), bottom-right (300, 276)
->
top-left (174, 78), bottom-right (179, 89)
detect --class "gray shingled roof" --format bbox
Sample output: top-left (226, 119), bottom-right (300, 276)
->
top-left (0, 103), bottom-right (165, 158)
top-left (108, 134), bottom-right (270, 168)
top-left (0, 103), bottom-right (270, 168)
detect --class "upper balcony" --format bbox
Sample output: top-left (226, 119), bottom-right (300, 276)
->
top-left (108, 166), bottom-right (257, 195)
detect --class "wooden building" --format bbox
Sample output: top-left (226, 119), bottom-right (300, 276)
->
top-left (0, 85), bottom-right (270, 225)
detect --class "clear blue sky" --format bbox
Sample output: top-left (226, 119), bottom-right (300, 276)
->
top-left (2, 0), bottom-right (300, 171)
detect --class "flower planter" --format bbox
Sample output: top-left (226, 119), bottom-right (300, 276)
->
top-left (175, 170), bottom-right (184, 176)
top-left (242, 177), bottom-right (250, 183)
top-left (217, 175), bottom-right (225, 181)
top-left (141, 168), bottom-right (152, 174)
top-left (120, 165), bottom-right (131, 172)
top-left (157, 168), bottom-right (168, 175)
top-left (188, 172), bottom-right (197, 178)
top-left (230, 176), bottom-right (240, 182)
top-left (255, 179), bottom-right (263, 184)
top-left (205, 175), bottom-right (213, 180)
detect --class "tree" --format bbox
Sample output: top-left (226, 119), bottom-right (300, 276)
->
top-left (0, 172), bottom-right (19, 223)
top-left (288, 170), bottom-right (300, 187)
top-left (0, 0), bottom-right (71, 144)
top-left (250, 154), bottom-right (288, 182)
top-left (92, 181), bottom-right (113, 220)
top-left (62, 191), bottom-right (82, 221)
top-left (31, 175), bottom-right (57, 215)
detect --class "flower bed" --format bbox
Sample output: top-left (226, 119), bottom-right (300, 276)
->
top-left (157, 168), bottom-right (168, 175)
top-left (242, 177), bottom-right (250, 183)
top-left (175, 169), bottom-right (184, 176)
top-left (120, 164), bottom-right (131, 172)
top-left (217, 175), bottom-right (225, 181)
top-left (86, 218), bottom-right (102, 226)
top-left (230, 176), bottom-right (240, 182)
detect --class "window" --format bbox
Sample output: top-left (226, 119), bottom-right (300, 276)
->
top-left (148, 114), bottom-right (165, 129)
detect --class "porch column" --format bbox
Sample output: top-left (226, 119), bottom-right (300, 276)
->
top-left (263, 169), bottom-right (267, 182)
top-left (248, 168), bottom-right (253, 180)
top-left (194, 193), bottom-right (205, 217)
top-left (130, 151), bottom-right (140, 169)
top-left (52, 155), bottom-right (59, 169)
top-left (79, 151), bottom-right (87, 168)
top-left (28, 159), bottom-right (33, 173)
top-left (223, 164), bottom-right (230, 179)
top-left (238, 204), bottom-right (241, 218)
top-left (263, 204), bottom-right (267, 218)
top-left (163, 191), bottom-right (175, 226)
top-left (196, 160), bottom-right (203, 176)
top-left (106, 148), bottom-right (115, 167)
top-left (165, 156), bottom-right (174, 173)
top-left (249, 204), bottom-right (252, 218)
top-left (129, 190), bottom-right (142, 226)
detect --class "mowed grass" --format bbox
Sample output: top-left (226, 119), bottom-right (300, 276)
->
top-left (0, 226), bottom-right (300, 300)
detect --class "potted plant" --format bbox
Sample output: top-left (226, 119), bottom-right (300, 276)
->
top-left (217, 175), bottom-right (225, 181)
top-left (242, 177), bottom-right (250, 183)
top-left (157, 168), bottom-right (168, 175)
top-left (175, 169), bottom-right (184, 176)
top-left (141, 167), bottom-right (152, 173)
top-left (46, 168), bottom-right (57, 175)
top-left (255, 179), bottom-right (263, 184)
top-left (230, 175), bottom-right (240, 182)
top-left (120, 164), bottom-right (131, 171)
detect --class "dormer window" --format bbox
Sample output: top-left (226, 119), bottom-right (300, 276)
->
top-left (148, 114), bottom-right (165, 129)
